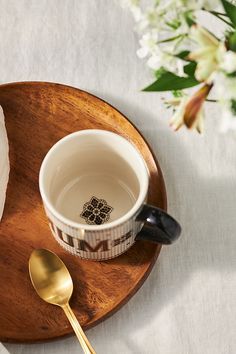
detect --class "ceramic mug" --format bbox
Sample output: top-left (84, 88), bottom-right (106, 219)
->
top-left (39, 129), bottom-right (181, 261)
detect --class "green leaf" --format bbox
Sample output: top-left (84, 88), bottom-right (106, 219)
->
top-left (229, 31), bottom-right (236, 51)
top-left (184, 62), bottom-right (197, 77)
top-left (221, 0), bottom-right (236, 27)
top-left (156, 34), bottom-right (184, 44)
top-left (155, 67), bottom-right (168, 79)
top-left (184, 10), bottom-right (196, 27)
top-left (231, 99), bottom-right (236, 115)
top-left (143, 71), bottom-right (199, 92)
top-left (227, 70), bottom-right (236, 77)
top-left (172, 90), bottom-right (184, 98)
top-left (166, 19), bottom-right (181, 30)
top-left (175, 50), bottom-right (190, 60)
top-left (184, 62), bottom-right (196, 77)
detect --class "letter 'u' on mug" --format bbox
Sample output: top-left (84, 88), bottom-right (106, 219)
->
top-left (39, 130), bottom-right (181, 261)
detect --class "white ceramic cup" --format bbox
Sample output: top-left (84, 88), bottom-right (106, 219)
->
top-left (39, 129), bottom-right (181, 261)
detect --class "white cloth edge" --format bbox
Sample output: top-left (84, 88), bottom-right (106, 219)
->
top-left (0, 105), bottom-right (10, 221)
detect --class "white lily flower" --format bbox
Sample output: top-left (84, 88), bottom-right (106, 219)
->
top-left (219, 104), bottom-right (236, 133)
top-left (221, 51), bottom-right (236, 74)
top-left (169, 94), bottom-right (205, 133)
top-left (213, 73), bottom-right (236, 132)
top-left (137, 7), bottom-right (163, 31)
top-left (121, 0), bottom-right (236, 135)
top-left (189, 25), bottom-right (226, 83)
top-left (137, 2), bottom-right (185, 32)
top-left (214, 73), bottom-right (236, 101)
top-left (136, 30), bottom-right (159, 58)
top-left (169, 84), bottom-right (212, 133)
top-left (137, 28), bottom-right (188, 75)
top-left (136, 1), bottom-right (195, 53)
top-left (169, 96), bottom-right (189, 131)
top-left (147, 51), bottom-right (186, 76)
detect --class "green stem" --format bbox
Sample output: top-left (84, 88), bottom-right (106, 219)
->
top-left (208, 10), bottom-right (234, 27)
top-left (156, 34), bottom-right (184, 44)
top-left (206, 99), bottom-right (217, 102)
top-left (209, 11), bottom-right (228, 17)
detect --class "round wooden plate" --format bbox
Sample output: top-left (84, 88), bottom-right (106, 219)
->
top-left (0, 82), bottom-right (166, 343)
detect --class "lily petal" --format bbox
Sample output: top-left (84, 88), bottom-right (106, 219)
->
top-left (189, 25), bottom-right (226, 82)
top-left (169, 96), bottom-right (188, 131)
top-left (191, 25), bottom-right (219, 47)
top-left (184, 84), bottom-right (212, 130)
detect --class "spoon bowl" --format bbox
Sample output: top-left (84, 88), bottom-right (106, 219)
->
top-left (29, 249), bottom-right (73, 306)
top-left (29, 249), bottom-right (96, 354)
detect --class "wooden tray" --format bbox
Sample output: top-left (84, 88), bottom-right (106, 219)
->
top-left (0, 82), bottom-right (167, 343)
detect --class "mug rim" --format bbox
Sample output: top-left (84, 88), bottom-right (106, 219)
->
top-left (39, 129), bottom-right (149, 231)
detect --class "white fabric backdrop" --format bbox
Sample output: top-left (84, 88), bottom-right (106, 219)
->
top-left (0, 1), bottom-right (235, 353)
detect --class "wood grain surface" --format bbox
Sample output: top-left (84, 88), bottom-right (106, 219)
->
top-left (0, 82), bottom-right (166, 343)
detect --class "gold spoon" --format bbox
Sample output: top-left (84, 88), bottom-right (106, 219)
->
top-left (29, 249), bottom-right (96, 354)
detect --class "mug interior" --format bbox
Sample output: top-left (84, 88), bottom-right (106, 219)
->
top-left (39, 130), bottom-right (149, 229)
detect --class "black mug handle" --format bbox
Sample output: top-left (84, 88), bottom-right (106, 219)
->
top-left (135, 204), bottom-right (181, 245)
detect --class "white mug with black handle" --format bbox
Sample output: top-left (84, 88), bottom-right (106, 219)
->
top-left (39, 129), bottom-right (181, 261)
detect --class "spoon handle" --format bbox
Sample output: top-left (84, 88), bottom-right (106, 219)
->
top-left (63, 303), bottom-right (96, 354)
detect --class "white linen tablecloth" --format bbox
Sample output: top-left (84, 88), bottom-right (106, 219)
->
top-left (0, 1), bottom-right (235, 353)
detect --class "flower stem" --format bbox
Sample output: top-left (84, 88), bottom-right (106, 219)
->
top-left (209, 11), bottom-right (228, 17)
top-left (208, 11), bottom-right (234, 27)
top-left (206, 99), bottom-right (217, 102)
top-left (156, 34), bottom-right (184, 44)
